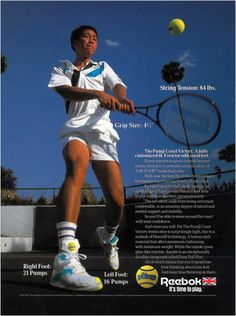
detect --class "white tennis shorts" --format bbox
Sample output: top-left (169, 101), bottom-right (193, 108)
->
top-left (61, 131), bottom-right (119, 162)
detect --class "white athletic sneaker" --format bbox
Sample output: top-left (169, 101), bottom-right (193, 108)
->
top-left (95, 227), bottom-right (119, 271)
top-left (50, 239), bottom-right (103, 291)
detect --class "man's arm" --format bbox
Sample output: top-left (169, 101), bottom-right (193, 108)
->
top-left (55, 85), bottom-right (98, 101)
top-left (55, 85), bottom-right (123, 111)
top-left (113, 84), bottom-right (136, 114)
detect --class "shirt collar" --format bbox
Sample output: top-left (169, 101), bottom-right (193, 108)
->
top-left (59, 59), bottom-right (98, 70)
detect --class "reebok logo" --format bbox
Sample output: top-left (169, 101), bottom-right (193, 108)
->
top-left (161, 277), bottom-right (202, 287)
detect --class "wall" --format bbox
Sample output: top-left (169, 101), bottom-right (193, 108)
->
top-left (1, 206), bottom-right (35, 252)
top-left (1, 205), bottom-right (129, 252)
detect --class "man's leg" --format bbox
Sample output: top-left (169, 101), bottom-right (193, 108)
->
top-left (92, 160), bottom-right (124, 227)
top-left (56, 140), bottom-right (90, 248)
top-left (92, 160), bottom-right (124, 270)
top-left (57, 140), bottom-right (90, 224)
top-left (50, 140), bottom-right (103, 291)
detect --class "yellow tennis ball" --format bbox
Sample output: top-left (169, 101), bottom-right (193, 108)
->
top-left (168, 18), bottom-right (185, 35)
top-left (68, 241), bottom-right (77, 252)
top-left (136, 265), bottom-right (158, 288)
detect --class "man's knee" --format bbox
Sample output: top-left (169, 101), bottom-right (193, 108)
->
top-left (63, 150), bottom-right (89, 186)
top-left (66, 159), bottom-right (88, 177)
top-left (63, 141), bottom-right (90, 177)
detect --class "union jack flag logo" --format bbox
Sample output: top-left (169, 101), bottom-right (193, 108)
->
top-left (202, 277), bottom-right (217, 286)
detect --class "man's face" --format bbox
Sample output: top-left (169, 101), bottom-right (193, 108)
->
top-left (73, 29), bottom-right (98, 58)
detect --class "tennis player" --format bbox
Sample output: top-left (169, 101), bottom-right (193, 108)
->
top-left (48, 25), bottom-right (135, 291)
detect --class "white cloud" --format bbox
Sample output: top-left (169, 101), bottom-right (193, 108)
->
top-left (105, 39), bottom-right (121, 47)
top-left (178, 50), bottom-right (196, 67)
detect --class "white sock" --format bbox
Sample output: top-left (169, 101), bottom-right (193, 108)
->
top-left (57, 221), bottom-right (77, 249)
top-left (103, 223), bottom-right (119, 242)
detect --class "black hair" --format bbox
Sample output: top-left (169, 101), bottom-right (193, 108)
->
top-left (70, 25), bottom-right (98, 51)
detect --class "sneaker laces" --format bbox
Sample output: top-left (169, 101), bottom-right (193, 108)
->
top-left (111, 244), bottom-right (119, 255)
top-left (104, 241), bottom-right (119, 256)
top-left (63, 253), bottom-right (87, 274)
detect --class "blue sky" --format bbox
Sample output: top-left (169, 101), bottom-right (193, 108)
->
top-left (1, 1), bottom-right (235, 192)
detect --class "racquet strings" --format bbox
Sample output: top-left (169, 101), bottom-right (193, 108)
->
top-left (157, 94), bottom-right (220, 145)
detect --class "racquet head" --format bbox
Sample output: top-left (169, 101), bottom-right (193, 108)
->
top-left (156, 93), bottom-right (221, 146)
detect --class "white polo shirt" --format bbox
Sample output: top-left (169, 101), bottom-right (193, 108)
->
top-left (48, 59), bottom-right (127, 144)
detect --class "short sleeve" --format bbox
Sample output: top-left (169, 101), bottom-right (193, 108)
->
top-left (48, 66), bottom-right (72, 88)
top-left (103, 62), bottom-right (127, 90)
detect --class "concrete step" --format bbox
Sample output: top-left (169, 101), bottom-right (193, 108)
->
top-left (1, 237), bottom-right (33, 252)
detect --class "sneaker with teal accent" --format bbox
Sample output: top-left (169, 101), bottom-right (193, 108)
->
top-left (50, 239), bottom-right (103, 291)
top-left (95, 227), bottom-right (119, 271)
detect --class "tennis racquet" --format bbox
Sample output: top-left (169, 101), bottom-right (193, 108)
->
top-left (135, 92), bottom-right (221, 146)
